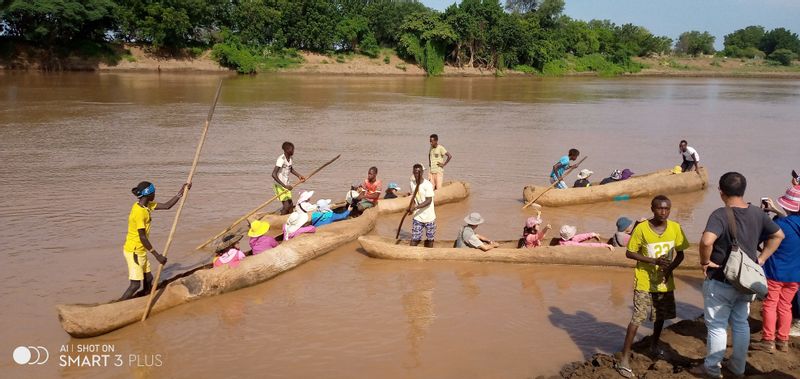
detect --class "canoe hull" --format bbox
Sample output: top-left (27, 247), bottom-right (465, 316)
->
top-left (358, 235), bottom-right (700, 269)
top-left (57, 208), bottom-right (378, 338)
top-left (523, 167), bottom-right (708, 207)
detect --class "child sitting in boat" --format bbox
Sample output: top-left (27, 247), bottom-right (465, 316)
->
top-left (384, 182), bottom-right (401, 199)
top-left (310, 198), bottom-right (350, 227)
top-left (284, 191), bottom-right (317, 240)
top-left (214, 234), bottom-right (246, 268)
top-left (559, 225), bottom-right (614, 250)
top-left (609, 217), bottom-right (646, 247)
top-left (247, 219), bottom-right (278, 255)
top-left (518, 212), bottom-right (552, 248)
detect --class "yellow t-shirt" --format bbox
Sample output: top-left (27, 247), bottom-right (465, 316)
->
top-left (123, 202), bottom-right (157, 254)
top-left (627, 220), bottom-right (689, 293)
top-left (429, 145), bottom-right (448, 174)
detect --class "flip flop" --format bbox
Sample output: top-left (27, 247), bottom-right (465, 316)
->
top-left (614, 362), bottom-right (636, 378)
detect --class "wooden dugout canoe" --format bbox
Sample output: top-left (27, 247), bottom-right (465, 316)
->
top-left (522, 167), bottom-right (708, 207)
top-left (56, 208), bottom-right (378, 338)
top-left (358, 235), bottom-right (701, 269)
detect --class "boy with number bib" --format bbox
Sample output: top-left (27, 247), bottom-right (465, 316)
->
top-left (615, 195), bottom-right (688, 378)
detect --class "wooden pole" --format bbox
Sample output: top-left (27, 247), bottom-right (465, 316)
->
top-left (522, 156), bottom-right (588, 209)
top-left (195, 154), bottom-right (341, 250)
top-left (141, 80), bottom-right (223, 321)
top-left (396, 172), bottom-right (422, 240)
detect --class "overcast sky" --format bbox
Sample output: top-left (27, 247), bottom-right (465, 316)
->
top-left (420, 0), bottom-right (800, 49)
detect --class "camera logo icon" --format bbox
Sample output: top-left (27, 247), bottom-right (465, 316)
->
top-left (13, 346), bottom-right (49, 365)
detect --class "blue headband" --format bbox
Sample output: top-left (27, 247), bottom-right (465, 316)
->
top-left (138, 183), bottom-right (155, 198)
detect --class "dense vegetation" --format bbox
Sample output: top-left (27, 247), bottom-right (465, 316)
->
top-left (2, 0), bottom-right (798, 74)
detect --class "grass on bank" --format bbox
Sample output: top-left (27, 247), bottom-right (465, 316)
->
top-left (510, 54), bottom-right (645, 77)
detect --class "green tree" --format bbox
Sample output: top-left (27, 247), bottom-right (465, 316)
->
top-left (768, 48), bottom-right (797, 66)
top-left (1, 0), bottom-right (116, 44)
top-left (723, 25), bottom-right (764, 57)
top-left (280, 0), bottom-right (339, 51)
top-left (115, 0), bottom-right (228, 49)
top-left (228, 0), bottom-right (283, 47)
top-left (674, 30), bottom-right (715, 56)
top-left (362, 0), bottom-right (429, 46)
top-left (336, 15), bottom-right (370, 52)
top-left (759, 27), bottom-right (800, 55)
top-left (397, 9), bottom-right (456, 74)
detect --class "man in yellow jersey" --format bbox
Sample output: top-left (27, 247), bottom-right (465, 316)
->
top-left (615, 195), bottom-right (688, 378)
top-left (119, 181), bottom-right (189, 301)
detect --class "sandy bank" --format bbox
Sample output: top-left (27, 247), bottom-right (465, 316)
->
top-left (560, 301), bottom-right (800, 378)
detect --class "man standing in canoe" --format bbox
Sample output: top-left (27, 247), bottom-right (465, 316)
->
top-left (272, 141), bottom-right (306, 215)
top-left (119, 181), bottom-right (189, 301)
top-left (409, 164), bottom-right (436, 247)
top-left (678, 140), bottom-right (700, 172)
top-left (550, 148), bottom-right (580, 189)
top-left (615, 195), bottom-right (688, 378)
top-left (428, 134), bottom-right (452, 190)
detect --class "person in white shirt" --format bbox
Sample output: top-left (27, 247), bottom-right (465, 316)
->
top-left (678, 140), bottom-right (700, 172)
top-left (408, 164), bottom-right (436, 247)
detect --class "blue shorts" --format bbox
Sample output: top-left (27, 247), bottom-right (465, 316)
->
top-left (412, 219), bottom-right (436, 241)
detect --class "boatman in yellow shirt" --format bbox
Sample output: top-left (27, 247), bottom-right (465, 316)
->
top-left (119, 181), bottom-right (189, 301)
top-left (615, 195), bottom-right (688, 378)
top-left (428, 134), bottom-right (452, 190)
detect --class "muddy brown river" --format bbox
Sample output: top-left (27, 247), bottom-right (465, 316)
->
top-left (1, 72), bottom-right (798, 378)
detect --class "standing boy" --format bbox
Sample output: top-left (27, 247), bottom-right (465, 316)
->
top-left (615, 195), bottom-right (688, 378)
top-left (428, 134), bottom-right (452, 190)
top-left (409, 164), bottom-right (436, 247)
top-left (550, 148), bottom-right (580, 189)
top-left (272, 141), bottom-right (306, 215)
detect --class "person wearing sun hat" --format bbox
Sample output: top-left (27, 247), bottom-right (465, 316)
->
top-left (600, 169), bottom-right (623, 185)
top-left (384, 182), bottom-right (401, 199)
top-left (454, 212), bottom-right (499, 251)
top-left (754, 185), bottom-right (800, 353)
top-left (573, 169), bottom-right (593, 188)
top-left (213, 234), bottom-right (246, 268)
top-left (247, 219), bottom-right (278, 255)
top-left (610, 216), bottom-right (646, 247)
top-left (519, 211), bottom-right (552, 248)
top-left (310, 198), bottom-right (351, 227)
top-left (283, 190), bottom-right (317, 240)
top-left (558, 224), bottom-right (614, 250)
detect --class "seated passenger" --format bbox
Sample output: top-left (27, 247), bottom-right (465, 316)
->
top-left (609, 217), bottom-right (644, 247)
top-left (620, 168), bottom-right (634, 180)
top-left (455, 212), bottom-right (500, 251)
top-left (559, 225), bottom-right (614, 250)
top-left (384, 182), bottom-right (401, 199)
top-left (519, 214), bottom-right (552, 248)
top-left (599, 170), bottom-right (622, 185)
top-left (573, 169), bottom-right (593, 188)
top-left (283, 191), bottom-right (317, 240)
top-left (213, 234), bottom-right (246, 268)
top-left (310, 198), bottom-right (351, 227)
top-left (247, 219), bottom-right (278, 255)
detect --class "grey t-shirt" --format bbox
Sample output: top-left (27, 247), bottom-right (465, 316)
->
top-left (455, 226), bottom-right (483, 249)
top-left (704, 205), bottom-right (780, 282)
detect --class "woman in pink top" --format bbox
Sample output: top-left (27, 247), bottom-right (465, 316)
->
top-left (213, 234), bottom-right (246, 268)
top-left (559, 225), bottom-right (614, 250)
top-left (519, 214), bottom-right (552, 248)
top-left (247, 219), bottom-right (279, 255)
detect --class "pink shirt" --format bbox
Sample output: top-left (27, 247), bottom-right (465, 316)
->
top-left (249, 235), bottom-right (278, 255)
top-left (559, 233), bottom-right (612, 248)
top-left (523, 229), bottom-right (545, 248)
top-left (213, 248), bottom-right (245, 268)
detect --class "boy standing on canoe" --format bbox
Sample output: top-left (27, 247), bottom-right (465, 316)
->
top-left (550, 148), bottom-right (580, 189)
top-left (409, 164), bottom-right (436, 247)
top-left (428, 134), bottom-right (452, 190)
top-left (119, 181), bottom-right (189, 301)
top-left (678, 140), bottom-right (700, 172)
top-left (615, 195), bottom-right (688, 378)
top-left (272, 141), bottom-right (306, 215)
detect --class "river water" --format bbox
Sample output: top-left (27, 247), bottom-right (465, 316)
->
top-left (1, 72), bottom-right (798, 378)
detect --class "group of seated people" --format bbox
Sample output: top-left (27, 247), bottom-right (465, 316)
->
top-left (572, 168), bottom-right (635, 188)
top-left (213, 167), bottom-right (407, 268)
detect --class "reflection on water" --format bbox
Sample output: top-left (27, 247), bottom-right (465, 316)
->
top-left (1, 73), bottom-right (798, 377)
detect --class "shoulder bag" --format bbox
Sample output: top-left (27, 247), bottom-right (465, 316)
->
top-left (721, 206), bottom-right (768, 299)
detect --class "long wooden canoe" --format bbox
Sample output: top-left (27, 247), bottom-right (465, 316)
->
top-left (523, 167), bottom-right (708, 207)
top-left (56, 208), bottom-right (378, 338)
top-left (358, 235), bottom-right (701, 269)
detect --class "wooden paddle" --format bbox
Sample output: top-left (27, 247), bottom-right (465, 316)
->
top-left (522, 156), bottom-right (588, 209)
top-left (141, 79), bottom-right (223, 322)
top-left (195, 154), bottom-right (341, 250)
top-left (396, 172), bottom-right (422, 240)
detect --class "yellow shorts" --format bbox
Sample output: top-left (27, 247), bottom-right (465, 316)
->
top-left (124, 250), bottom-right (151, 281)
top-left (273, 184), bottom-right (292, 202)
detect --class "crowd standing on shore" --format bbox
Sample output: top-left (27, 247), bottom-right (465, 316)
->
top-left (117, 134), bottom-right (799, 377)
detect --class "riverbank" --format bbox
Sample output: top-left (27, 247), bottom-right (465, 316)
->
top-left (2, 44), bottom-right (800, 78)
top-left (560, 301), bottom-right (800, 378)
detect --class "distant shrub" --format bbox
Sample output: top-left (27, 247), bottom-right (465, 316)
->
top-left (383, 55), bottom-right (390, 64)
top-left (513, 64), bottom-right (538, 74)
top-left (769, 48), bottom-right (797, 66)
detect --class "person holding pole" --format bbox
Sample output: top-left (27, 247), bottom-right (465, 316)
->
top-left (119, 181), bottom-right (189, 301)
top-left (272, 141), bottom-right (306, 215)
top-left (550, 148), bottom-right (580, 189)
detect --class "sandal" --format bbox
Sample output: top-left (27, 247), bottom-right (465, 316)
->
top-left (614, 362), bottom-right (636, 378)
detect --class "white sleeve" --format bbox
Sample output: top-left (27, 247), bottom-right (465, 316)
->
top-left (275, 155), bottom-right (285, 167)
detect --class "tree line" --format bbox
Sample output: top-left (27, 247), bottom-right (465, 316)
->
top-left (1, 0), bottom-right (798, 74)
